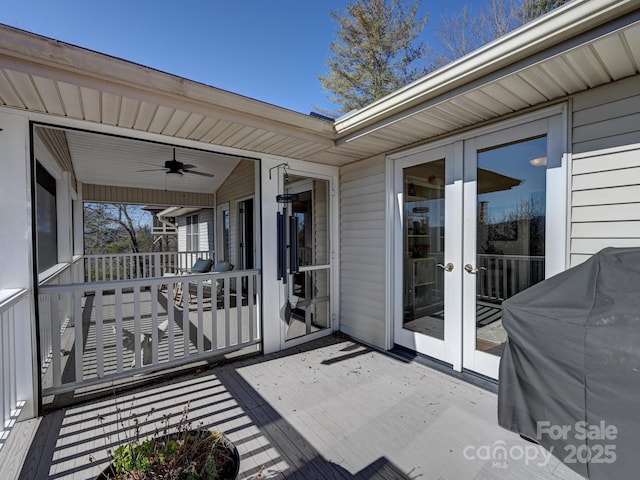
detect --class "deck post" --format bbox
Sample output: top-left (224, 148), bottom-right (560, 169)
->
top-left (0, 110), bottom-right (38, 419)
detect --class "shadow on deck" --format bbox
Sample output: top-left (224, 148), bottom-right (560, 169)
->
top-left (20, 335), bottom-right (581, 480)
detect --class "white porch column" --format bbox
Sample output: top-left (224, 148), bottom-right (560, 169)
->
top-left (0, 109), bottom-right (38, 419)
top-left (260, 158), bottom-right (282, 354)
top-left (73, 183), bottom-right (85, 282)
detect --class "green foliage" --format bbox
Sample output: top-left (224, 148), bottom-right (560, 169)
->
top-left (95, 399), bottom-right (237, 480)
top-left (111, 431), bottom-right (230, 479)
top-left (319, 0), bottom-right (428, 114)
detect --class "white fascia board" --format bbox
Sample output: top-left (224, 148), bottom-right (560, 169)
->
top-left (334, 0), bottom-right (639, 135)
top-left (0, 25), bottom-right (336, 140)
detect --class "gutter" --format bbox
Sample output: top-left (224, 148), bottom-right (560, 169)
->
top-left (334, 0), bottom-right (639, 136)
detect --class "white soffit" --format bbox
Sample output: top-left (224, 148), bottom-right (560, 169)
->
top-left (0, 0), bottom-right (638, 166)
top-left (332, 0), bottom-right (640, 158)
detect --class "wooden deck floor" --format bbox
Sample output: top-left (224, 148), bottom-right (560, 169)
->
top-left (10, 335), bottom-right (582, 479)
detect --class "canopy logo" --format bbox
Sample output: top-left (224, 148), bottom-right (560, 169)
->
top-left (463, 421), bottom-right (618, 469)
top-left (462, 440), bottom-right (553, 469)
top-left (537, 420), bottom-right (617, 464)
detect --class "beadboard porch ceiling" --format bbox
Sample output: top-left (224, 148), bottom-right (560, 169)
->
top-left (0, 0), bottom-right (638, 181)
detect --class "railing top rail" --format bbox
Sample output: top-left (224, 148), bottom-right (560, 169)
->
top-left (82, 250), bottom-right (214, 259)
top-left (0, 288), bottom-right (29, 313)
top-left (477, 254), bottom-right (545, 260)
top-left (39, 269), bottom-right (261, 293)
top-left (38, 262), bottom-right (73, 286)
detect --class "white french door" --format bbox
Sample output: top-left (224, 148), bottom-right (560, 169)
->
top-left (393, 143), bottom-right (464, 370)
top-left (394, 112), bottom-right (566, 379)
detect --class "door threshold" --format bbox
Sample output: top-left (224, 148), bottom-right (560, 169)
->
top-left (390, 345), bottom-right (498, 394)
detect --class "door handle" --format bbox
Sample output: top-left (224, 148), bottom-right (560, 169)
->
top-left (436, 262), bottom-right (454, 272)
top-left (464, 264), bottom-right (487, 274)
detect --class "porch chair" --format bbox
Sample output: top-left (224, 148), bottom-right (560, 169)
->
top-left (164, 258), bottom-right (214, 302)
top-left (185, 261), bottom-right (234, 307)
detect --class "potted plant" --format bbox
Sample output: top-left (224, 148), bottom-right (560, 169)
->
top-left (93, 401), bottom-right (240, 480)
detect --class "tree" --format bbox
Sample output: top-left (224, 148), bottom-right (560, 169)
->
top-left (432, 0), bottom-right (571, 68)
top-left (319, 0), bottom-right (429, 114)
top-left (84, 203), bottom-right (152, 255)
top-left (520, 0), bottom-right (570, 22)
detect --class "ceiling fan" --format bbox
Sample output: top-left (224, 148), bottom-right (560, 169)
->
top-left (137, 148), bottom-right (214, 177)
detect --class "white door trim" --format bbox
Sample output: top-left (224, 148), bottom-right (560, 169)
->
top-left (387, 104), bottom-right (568, 379)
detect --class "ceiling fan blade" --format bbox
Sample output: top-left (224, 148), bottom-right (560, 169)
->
top-left (139, 161), bottom-right (162, 167)
top-left (137, 168), bottom-right (167, 172)
top-left (183, 170), bottom-right (215, 177)
top-left (180, 164), bottom-right (197, 170)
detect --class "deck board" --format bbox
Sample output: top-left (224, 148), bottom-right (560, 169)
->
top-left (11, 335), bottom-right (583, 479)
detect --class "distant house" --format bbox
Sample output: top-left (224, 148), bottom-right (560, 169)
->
top-left (0, 0), bottom-right (638, 427)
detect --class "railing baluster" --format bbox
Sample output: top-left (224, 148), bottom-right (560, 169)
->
top-left (224, 277), bottom-right (231, 349)
top-left (167, 282), bottom-right (175, 362)
top-left (8, 308), bottom-right (16, 414)
top-left (182, 279), bottom-right (190, 357)
top-left (95, 290), bottom-right (104, 378)
top-left (248, 274), bottom-right (254, 342)
top-left (236, 275), bottom-right (243, 345)
top-left (51, 294), bottom-right (61, 388)
top-left (150, 284), bottom-right (159, 365)
top-left (134, 286), bottom-right (141, 368)
top-left (115, 288), bottom-right (123, 373)
top-left (196, 280), bottom-right (204, 353)
top-left (74, 291), bottom-right (84, 383)
top-left (2, 311), bottom-right (9, 426)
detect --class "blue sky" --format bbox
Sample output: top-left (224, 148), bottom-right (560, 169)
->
top-left (2, 0), bottom-right (482, 115)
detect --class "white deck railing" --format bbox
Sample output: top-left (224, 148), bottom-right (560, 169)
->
top-left (476, 254), bottom-right (545, 302)
top-left (0, 289), bottom-right (29, 442)
top-left (83, 250), bottom-right (214, 282)
top-left (38, 269), bottom-right (261, 396)
top-left (38, 257), bottom-right (83, 377)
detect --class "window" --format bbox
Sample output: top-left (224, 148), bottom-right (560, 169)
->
top-left (186, 214), bottom-right (199, 251)
top-left (222, 209), bottom-right (231, 261)
top-left (36, 161), bottom-right (58, 273)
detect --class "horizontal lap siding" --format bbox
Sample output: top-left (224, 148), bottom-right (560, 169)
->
top-left (570, 75), bottom-right (640, 266)
top-left (216, 160), bottom-right (256, 265)
top-left (339, 155), bottom-right (387, 348)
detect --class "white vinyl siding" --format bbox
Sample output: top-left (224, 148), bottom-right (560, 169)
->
top-left (177, 209), bottom-right (214, 252)
top-left (570, 75), bottom-right (640, 266)
top-left (198, 208), bottom-right (214, 252)
top-left (339, 154), bottom-right (387, 348)
top-left (216, 160), bottom-right (255, 266)
top-left (185, 214), bottom-right (199, 251)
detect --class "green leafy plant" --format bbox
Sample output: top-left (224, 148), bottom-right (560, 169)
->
top-left (92, 397), bottom-right (238, 480)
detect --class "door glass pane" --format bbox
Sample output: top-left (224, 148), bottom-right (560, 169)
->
top-left (403, 160), bottom-right (446, 340)
top-left (286, 269), bottom-right (330, 341)
top-left (476, 136), bottom-right (547, 356)
top-left (284, 176), bottom-right (331, 341)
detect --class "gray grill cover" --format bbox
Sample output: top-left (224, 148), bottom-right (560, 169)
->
top-left (498, 247), bottom-right (640, 479)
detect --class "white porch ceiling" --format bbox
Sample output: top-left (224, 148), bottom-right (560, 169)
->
top-left (63, 129), bottom-right (242, 194)
top-left (0, 1), bottom-right (638, 177)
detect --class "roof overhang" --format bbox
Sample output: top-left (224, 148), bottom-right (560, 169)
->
top-left (0, 0), bottom-right (638, 169)
top-left (157, 206), bottom-right (202, 218)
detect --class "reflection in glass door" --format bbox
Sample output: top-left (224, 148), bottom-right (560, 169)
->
top-left (474, 137), bottom-right (546, 357)
top-left (403, 161), bottom-right (446, 340)
top-left (394, 144), bottom-right (461, 368)
top-left (463, 131), bottom-right (552, 378)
